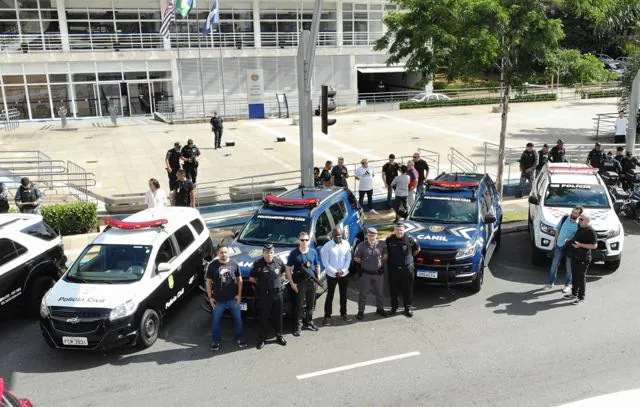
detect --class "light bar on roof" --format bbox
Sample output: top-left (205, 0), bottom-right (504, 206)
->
top-left (427, 180), bottom-right (479, 188)
top-left (106, 218), bottom-right (168, 229)
top-left (547, 165), bottom-right (598, 174)
top-left (263, 194), bottom-right (320, 207)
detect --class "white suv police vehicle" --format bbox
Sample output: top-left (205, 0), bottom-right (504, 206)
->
top-left (0, 214), bottom-right (66, 317)
top-left (40, 207), bottom-right (214, 350)
top-left (528, 163), bottom-right (624, 270)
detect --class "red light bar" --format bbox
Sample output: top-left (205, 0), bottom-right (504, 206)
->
top-left (547, 165), bottom-right (597, 173)
top-left (106, 218), bottom-right (168, 229)
top-left (427, 180), bottom-right (479, 188)
top-left (263, 194), bottom-right (320, 206)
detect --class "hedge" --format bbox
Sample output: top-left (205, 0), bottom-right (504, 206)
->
top-left (41, 202), bottom-right (99, 236)
top-left (399, 93), bottom-right (557, 110)
top-left (579, 89), bottom-right (623, 99)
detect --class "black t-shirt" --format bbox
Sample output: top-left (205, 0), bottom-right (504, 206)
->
top-left (166, 148), bottom-right (181, 171)
top-left (320, 168), bottom-right (332, 184)
top-left (413, 159), bottom-right (429, 183)
top-left (181, 145), bottom-right (201, 165)
top-left (174, 179), bottom-right (194, 206)
top-left (331, 165), bottom-right (349, 187)
top-left (571, 226), bottom-right (597, 262)
top-left (386, 234), bottom-right (419, 267)
top-left (382, 162), bottom-right (400, 185)
top-left (551, 146), bottom-right (566, 162)
top-left (206, 259), bottom-right (240, 302)
top-left (249, 257), bottom-right (285, 293)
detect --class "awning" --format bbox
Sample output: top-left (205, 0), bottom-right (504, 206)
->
top-left (357, 66), bottom-right (407, 74)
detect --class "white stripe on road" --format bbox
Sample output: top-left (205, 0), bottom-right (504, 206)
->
top-left (296, 351), bottom-right (420, 380)
top-left (378, 114), bottom-right (493, 144)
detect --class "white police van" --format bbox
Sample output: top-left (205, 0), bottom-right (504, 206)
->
top-left (40, 207), bottom-right (214, 350)
top-left (0, 214), bottom-right (66, 317)
top-left (528, 163), bottom-right (624, 270)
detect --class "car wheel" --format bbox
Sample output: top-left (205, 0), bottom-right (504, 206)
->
top-left (605, 259), bottom-right (621, 271)
top-left (27, 275), bottom-right (55, 317)
top-left (137, 309), bottom-right (160, 349)
top-left (469, 255), bottom-right (485, 293)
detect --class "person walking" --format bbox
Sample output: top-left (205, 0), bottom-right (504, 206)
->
top-left (586, 142), bottom-right (606, 170)
top-left (382, 154), bottom-right (400, 210)
top-left (164, 141), bottom-right (182, 202)
top-left (15, 177), bottom-right (43, 214)
top-left (355, 158), bottom-right (377, 214)
top-left (320, 161), bottom-right (333, 187)
top-left (285, 232), bottom-right (321, 336)
top-left (144, 178), bottom-right (168, 208)
top-left (210, 111), bottom-right (224, 149)
top-left (386, 222), bottom-right (420, 317)
top-left (331, 157), bottom-right (349, 187)
top-left (354, 227), bottom-right (389, 320)
top-left (412, 152), bottom-right (430, 190)
top-left (550, 139), bottom-right (567, 163)
top-left (546, 206), bottom-right (582, 292)
top-left (0, 182), bottom-right (9, 213)
top-left (536, 144), bottom-right (551, 173)
top-left (172, 169), bottom-right (196, 208)
top-left (564, 214), bottom-right (598, 305)
top-left (206, 245), bottom-right (247, 351)
top-left (320, 227), bottom-right (352, 326)
top-left (614, 112), bottom-right (628, 144)
top-left (390, 165), bottom-right (410, 223)
top-left (181, 139), bottom-right (201, 185)
top-left (516, 142), bottom-right (538, 198)
top-left (406, 160), bottom-right (419, 208)
top-left (249, 244), bottom-right (287, 349)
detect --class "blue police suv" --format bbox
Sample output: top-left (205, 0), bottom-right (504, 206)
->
top-left (203, 187), bottom-right (364, 315)
top-left (403, 173), bottom-right (502, 292)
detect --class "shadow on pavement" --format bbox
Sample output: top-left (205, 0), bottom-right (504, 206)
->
top-left (485, 288), bottom-right (575, 316)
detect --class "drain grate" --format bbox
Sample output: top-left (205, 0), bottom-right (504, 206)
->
top-left (264, 147), bottom-right (274, 150)
top-left (86, 160), bottom-right (98, 164)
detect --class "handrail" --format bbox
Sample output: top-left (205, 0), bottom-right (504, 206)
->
top-left (447, 147), bottom-right (477, 173)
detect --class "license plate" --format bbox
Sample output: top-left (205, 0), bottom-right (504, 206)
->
top-left (62, 336), bottom-right (88, 346)
top-left (239, 302), bottom-right (247, 311)
top-left (417, 271), bottom-right (438, 279)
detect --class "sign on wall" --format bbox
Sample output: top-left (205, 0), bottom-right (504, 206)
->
top-left (246, 69), bottom-right (265, 119)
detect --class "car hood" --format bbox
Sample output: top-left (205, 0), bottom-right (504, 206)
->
top-left (227, 242), bottom-right (294, 277)
top-left (403, 220), bottom-right (480, 249)
top-left (45, 280), bottom-right (139, 309)
top-left (541, 206), bottom-right (620, 232)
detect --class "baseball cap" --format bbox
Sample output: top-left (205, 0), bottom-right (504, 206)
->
top-left (187, 138), bottom-right (194, 144)
top-left (556, 139), bottom-right (564, 144)
top-left (174, 141), bottom-right (181, 147)
top-left (389, 154), bottom-right (396, 159)
top-left (617, 146), bottom-right (624, 152)
top-left (595, 142), bottom-right (601, 146)
top-left (263, 243), bottom-right (274, 251)
top-left (367, 227), bottom-right (378, 235)
top-left (394, 221), bottom-right (404, 228)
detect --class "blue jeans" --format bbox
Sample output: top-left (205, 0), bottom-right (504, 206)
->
top-left (211, 299), bottom-right (244, 343)
top-left (549, 245), bottom-right (572, 286)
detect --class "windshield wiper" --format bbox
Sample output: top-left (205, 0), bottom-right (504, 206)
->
top-left (65, 275), bottom-right (89, 284)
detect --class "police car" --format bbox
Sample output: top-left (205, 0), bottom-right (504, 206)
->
top-left (403, 173), bottom-right (503, 292)
top-left (40, 207), bottom-right (214, 350)
top-left (208, 187), bottom-right (364, 315)
top-left (528, 163), bottom-right (624, 270)
top-left (0, 214), bottom-right (66, 317)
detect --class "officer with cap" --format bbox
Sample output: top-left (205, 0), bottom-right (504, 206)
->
top-left (164, 141), bottom-right (182, 200)
top-left (386, 222), bottom-right (420, 317)
top-left (15, 177), bottom-right (43, 214)
top-left (249, 243), bottom-right (287, 349)
top-left (516, 142), bottom-right (538, 198)
top-left (550, 139), bottom-right (567, 163)
top-left (536, 144), bottom-right (551, 173)
top-left (586, 142), bottom-right (606, 171)
top-left (354, 227), bottom-right (389, 320)
top-left (181, 139), bottom-right (201, 185)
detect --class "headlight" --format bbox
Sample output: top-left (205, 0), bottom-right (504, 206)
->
top-left (109, 299), bottom-right (138, 321)
top-left (607, 224), bottom-right (622, 238)
top-left (456, 245), bottom-right (476, 259)
top-left (539, 221), bottom-right (556, 236)
top-left (40, 288), bottom-right (52, 318)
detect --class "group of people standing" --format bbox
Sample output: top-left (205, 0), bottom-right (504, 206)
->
top-left (586, 143), bottom-right (639, 190)
top-left (0, 177), bottom-right (44, 214)
top-left (516, 139), bottom-right (568, 198)
top-left (160, 139), bottom-right (201, 208)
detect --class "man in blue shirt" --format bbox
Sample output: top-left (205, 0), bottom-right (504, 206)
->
top-left (547, 206), bottom-right (582, 292)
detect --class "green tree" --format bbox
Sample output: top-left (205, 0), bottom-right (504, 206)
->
top-left (375, 0), bottom-right (564, 195)
top-left (618, 46), bottom-right (640, 115)
top-left (546, 49), bottom-right (615, 86)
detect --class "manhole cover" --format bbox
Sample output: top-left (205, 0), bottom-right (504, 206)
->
top-left (86, 160), bottom-right (98, 164)
top-left (264, 147), bottom-right (274, 151)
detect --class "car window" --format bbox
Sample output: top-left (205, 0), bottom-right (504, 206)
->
top-left (328, 202), bottom-right (345, 225)
top-left (428, 95), bottom-right (437, 101)
top-left (155, 238), bottom-right (176, 266)
top-left (189, 218), bottom-right (205, 235)
top-left (0, 238), bottom-right (26, 267)
top-left (67, 244), bottom-right (152, 283)
top-left (315, 211), bottom-right (332, 238)
top-left (346, 191), bottom-right (359, 210)
top-left (480, 191), bottom-right (490, 218)
top-left (174, 225), bottom-right (195, 252)
top-left (21, 221), bottom-right (58, 241)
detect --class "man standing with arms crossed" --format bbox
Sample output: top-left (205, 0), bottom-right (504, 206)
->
top-left (516, 142), bottom-right (538, 198)
top-left (320, 227), bottom-right (352, 326)
top-left (354, 227), bottom-right (389, 320)
top-left (286, 232), bottom-right (321, 336)
top-left (386, 222), bottom-right (420, 317)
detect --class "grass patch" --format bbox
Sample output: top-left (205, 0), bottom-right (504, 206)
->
top-left (503, 209), bottom-right (528, 223)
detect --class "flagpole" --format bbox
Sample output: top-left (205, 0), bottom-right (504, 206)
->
top-left (218, 22), bottom-right (226, 117)
top-left (176, 16), bottom-right (185, 119)
top-left (196, 10), bottom-right (206, 118)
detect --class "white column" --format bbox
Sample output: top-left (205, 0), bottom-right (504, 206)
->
top-left (252, 0), bottom-right (261, 48)
top-left (159, 0), bottom-right (171, 49)
top-left (56, 0), bottom-right (70, 52)
top-left (336, 0), bottom-right (343, 46)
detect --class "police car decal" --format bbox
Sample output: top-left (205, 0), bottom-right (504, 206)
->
top-left (256, 214), bottom-right (306, 222)
top-left (550, 183), bottom-right (592, 189)
top-left (424, 196), bottom-right (473, 203)
top-left (0, 288), bottom-right (22, 306)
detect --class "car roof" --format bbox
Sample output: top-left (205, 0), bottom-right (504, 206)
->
top-left (0, 213), bottom-right (43, 233)
top-left (280, 188), bottom-right (343, 201)
top-left (549, 174), bottom-right (599, 185)
top-left (545, 164), bottom-right (601, 185)
top-left (426, 173), bottom-right (488, 199)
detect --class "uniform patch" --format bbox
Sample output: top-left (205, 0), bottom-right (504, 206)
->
top-left (429, 225), bottom-right (445, 233)
top-left (168, 275), bottom-right (174, 290)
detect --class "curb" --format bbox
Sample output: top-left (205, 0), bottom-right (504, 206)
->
top-left (502, 221), bottom-right (528, 234)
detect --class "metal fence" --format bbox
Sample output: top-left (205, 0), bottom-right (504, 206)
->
top-left (1, 109), bottom-right (20, 132)
top-left (447, 147), bottom-right (478, 173)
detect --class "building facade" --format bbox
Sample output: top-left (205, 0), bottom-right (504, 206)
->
top-left (0, 0), bottom-right (407, 121)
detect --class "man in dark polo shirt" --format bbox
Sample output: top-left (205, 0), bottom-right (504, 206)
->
top-left (382, 154), bottom-right (400, 210)
top-left (412, 152), bottom-right (430, 188)
top-left (172, 169), bottom-right (195, 208)
top-left (564, 214), bottom-right (597, 305)
top-left (331, 157), bottom-right (349, 188)
top-left (164, 142), bottom-right (182, 199)
top-left (354, 227), bottom-right (389, 320)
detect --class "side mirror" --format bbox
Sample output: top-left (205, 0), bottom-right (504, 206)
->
top-left (614, 201), bottom-right (623, 214)
top-left (484, 214), bottom-right (497, 224)
top-left (157, 262), bottom-right (171, 273)
top-left (528, 195), bottom-right (539, 205)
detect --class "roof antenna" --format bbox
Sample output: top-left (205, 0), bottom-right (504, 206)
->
top-left (298, 184), bottom-right (304, 197)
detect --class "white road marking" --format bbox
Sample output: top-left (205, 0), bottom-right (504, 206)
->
top-left (557, 389), bottom-right (640, 407)
top-left (296, 351), bottom-right (420, 380)
top-left (378, 114), bottom-right (494, 144)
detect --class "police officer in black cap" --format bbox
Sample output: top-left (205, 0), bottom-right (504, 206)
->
top-left (550, 139), bottom-right (567, 163)
top-left (249, 244), bottom-right (287, 349)
top-left (181, 139), bottom-right (201, 185)
top-left (536, 144), bottom-right (551, 173)
top-left (164, 141), bottom-right (182, 200)
top-left (386, 222), bottom-right (420, 317)
top-left (586, 142), bottom-right (606, 171)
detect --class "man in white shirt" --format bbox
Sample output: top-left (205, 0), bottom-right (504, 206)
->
top-left (355, 158), bottom-right (377, 214)
top-left (615, 112), bottom-right (628, 144)
top-left (320, 227), bottom-right (352, 325)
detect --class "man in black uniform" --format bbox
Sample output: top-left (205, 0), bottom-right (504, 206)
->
top-left (164, 142), bottom-right (182, 200)
top-left (181, 139), bottom-right (201, 185)
top-left (172, 169), bottom-right (195, 208)
top-left (620, 151), bottom-right (639, 190)
top-left (331, 157), bottom-right (349, 187)
top-left (15, 177), bottom-right (43, 214)
top-left (386, 222), bottom-right (420, 317)
top-left (536, 144), bottom-right (551, 173)
top-left (249, 244), bottom-right (287, 349)
top-left (210, 111), bottom-right (224, 149)
top-left (586, 142), bottom-right (606, 170)
top-left (564, 215), bottom-right (597, 305)
top-left (517, 142), bottom-right (538, 198)
top-left (550, 139), bottom-right (567, 163)
top-left (382, 153), bottom-right (400, 210)
top-left (412, 152), bottom-right (430, 189)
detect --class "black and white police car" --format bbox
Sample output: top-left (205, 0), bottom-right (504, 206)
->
top-left (0, 214), bottom-right (66, 317)
top-left (40, 207), bottom-right (214, 350)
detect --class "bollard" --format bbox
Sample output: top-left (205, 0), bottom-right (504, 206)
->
top-left (58, 106), bottom-right (68, 128)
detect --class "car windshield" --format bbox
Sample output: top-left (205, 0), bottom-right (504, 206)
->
top-left (65, 244), bottom-right (152, 284)
top-left (413, 93), bottom-right (425, 99)
top-left (544, 183), bottom-right (610, 208)
top-left (238, 214), bottom-right (310, 246)
top-left (411, 196), bottom-right (478, 224)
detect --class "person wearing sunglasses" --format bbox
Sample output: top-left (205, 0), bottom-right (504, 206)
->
top-left (565, 215), bottom-right (597, 305)
top-left (355, 158), bottom-right (377, 214)
top-left (285, 232), bottom-right (321, 336)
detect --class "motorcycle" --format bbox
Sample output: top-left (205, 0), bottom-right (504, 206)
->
top-left (619, 184), bottom-right (640, 220)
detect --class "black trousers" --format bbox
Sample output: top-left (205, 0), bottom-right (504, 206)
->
top-left (258, 291), bottom-right (283, 341)
top-left (571, 259), bottom-right (589, 300)
top-left (183, 164), bottom-right (198, 185)
top-left (389, 265), bottom-right (414, 309)
top-left (292, 279), bottom-right (315, 329)
top-left (214, 128), bottom-right (223, 148)
top-left (167, 169), bottom-right (178, 191)
top-left (324, 275), bottom-right (348, 317)
top-left (394, 196), bottom-right (408, 222)
top-left (359, 189), bottom-right (373, 211)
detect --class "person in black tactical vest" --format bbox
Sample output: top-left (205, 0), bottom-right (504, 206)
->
top-left (0, 182), bottom-right (9, 213)
top-left (516, 142), bottom-right (538, 198)
top-left (550, 139), bottom-right (567, 163)
top-left (386, 222), bottom-right (420, 317)
top-left (15, 177), bottom-right (43, 214)
top-left (181, 139), bottom-right (201, 185)
top-left (536, 144), bottom-right (551, 173)
top-left (586, 142), bottom-right (606, 171)
top-left (210, 111), bottom-right (224, 150)
top-left (164, 141), bottom-right (182, 201)
top-left (249, 243), bottom-right (288, 349)
top-left (620, 151), bottom-right (639, 190)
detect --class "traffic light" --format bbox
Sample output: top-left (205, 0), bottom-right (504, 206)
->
top-left (321, 85), bottom-right (337, 135)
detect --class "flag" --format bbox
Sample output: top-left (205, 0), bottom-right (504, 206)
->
top-left (203, 0), bottom-right (219, 35)
top-left (176, 0), bottom-right (195, 18)
top-left (159, 2), bottom-right (176, 39)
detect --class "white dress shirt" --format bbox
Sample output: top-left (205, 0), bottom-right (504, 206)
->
top-left (145, 188), bottom-right (168, 208)
top-left (320, 239), bottom-right (352, 278)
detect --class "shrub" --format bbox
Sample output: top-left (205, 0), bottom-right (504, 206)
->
top-left (580, 89), bottom-right (623, 99)
top-left (41, 202), bottom-right (99, 236)
top-left (399, 93), bottom-right (557, 109)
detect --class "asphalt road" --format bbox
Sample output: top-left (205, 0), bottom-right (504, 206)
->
top-left (2, 221), bottom-right (640, 406)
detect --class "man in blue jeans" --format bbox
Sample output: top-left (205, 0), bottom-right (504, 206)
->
top-left (546, 206), bottom-right (582, 292)
top-left (206, 245), bottom-right (247, 351)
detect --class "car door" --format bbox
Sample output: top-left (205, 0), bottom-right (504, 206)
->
top-left (529, 175), bottom-right (547, 223)
top-left (480, 187), bottom-right (496, 244)
top-left (0, 238), bottom-right (29, 309)
top-left (172, 225), bottom-right (199, 291)
top-left (342, 191), bottom-right (363, 243)
top-left (147, 236), bottom-right (180, 314)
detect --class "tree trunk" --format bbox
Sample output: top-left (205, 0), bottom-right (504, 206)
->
top-left (496, 83), bottom-right (511, 198)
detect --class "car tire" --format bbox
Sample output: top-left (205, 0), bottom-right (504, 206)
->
top-left (137, 309), bottom-right (160, 349)
top-left (605, 259), bottom-right (621, 271)
top-left (26, 275), bottom-right (55, 317)
top-left (529, 222), bottom-right (546, 266)
top-left (469, 255), bottom-right (485, 293)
